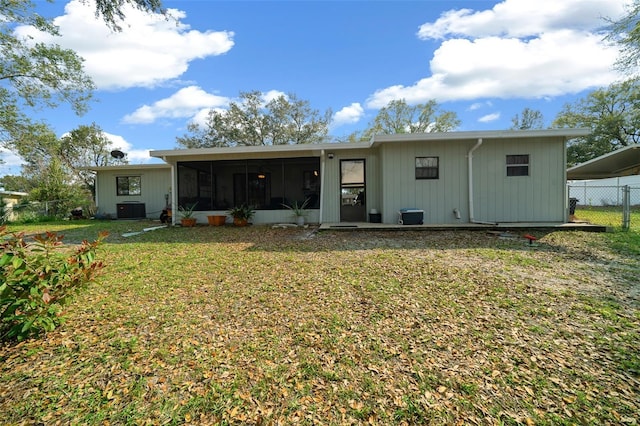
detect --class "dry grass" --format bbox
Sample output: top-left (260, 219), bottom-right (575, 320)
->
top-left (1, 222), bottom-right (638, 425)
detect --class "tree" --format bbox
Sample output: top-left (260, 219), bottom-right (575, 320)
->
top-left (606, 0), bottom-right (640, 75)
top-left (552, 78), bottom-right (640, 166)
top-left (5, 123), bottom-right (124, 213)
top-left (92, 0), bottom-right (165, 31)
top-left (0, 0), bottom-right (94, 145)
top-left (177, 91), bottom-right (331, 148)
top-left (58, 123), bottom-right (127, 196)
top-left (27, 156), bottom-right (90, 217)
top-left (0, 175), bottom-right (32, 193)
top-left (354, 99), bottom-right (460, 141)
top-left (510, 108), bottom-right (544, 130)
top-left (1, 0), bottom-right (166, 148)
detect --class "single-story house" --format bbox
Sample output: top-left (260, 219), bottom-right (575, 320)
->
top-left (91, 129), bottom-right (589, 225)
top-left (0, 191), bottom-right (28, 221)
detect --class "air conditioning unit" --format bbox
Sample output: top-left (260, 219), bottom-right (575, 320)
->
top-left (117, 203), bottom-right (146, 219)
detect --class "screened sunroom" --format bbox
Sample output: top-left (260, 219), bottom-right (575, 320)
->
top-left (177, 157), bottom-right (321, 211)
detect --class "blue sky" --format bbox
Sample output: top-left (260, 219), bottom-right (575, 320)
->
top-left (0, 0), bottom-right (629, 175)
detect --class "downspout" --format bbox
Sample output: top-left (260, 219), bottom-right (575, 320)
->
top-left (93, 170), bottom-right (99, 216)
top-left (467, 138), bottom-right (497, 225)
top-left (319, 150), bottom-right (325, 224)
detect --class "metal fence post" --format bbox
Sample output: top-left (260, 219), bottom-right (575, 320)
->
top-left (622, 185), bottom-right (630, 230)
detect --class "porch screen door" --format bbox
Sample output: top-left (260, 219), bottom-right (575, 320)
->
top-left (340, 159), bottom-right (366, 222)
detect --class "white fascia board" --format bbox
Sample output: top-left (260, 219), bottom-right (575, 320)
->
top-left (371, 128), bottom-right (591, 146)
top-left (81, 164), bottom-right (172, 172)
top-left (149, 142), bottom-right (372, 160)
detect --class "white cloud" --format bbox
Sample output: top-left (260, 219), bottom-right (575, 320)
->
top-left (332, 103), bottom-right (365, 127)
top-left (367, 0), bottom-right (625, 109)
top-left (478, 112), bottom-right (501, 123)
top-left (262, 90), bottom-right (287, 103)
top-left (0, 148), bottom-right (25, 168)
top-left (124, 88), bottom-right (288, 126)
top-left (15, 0), bottom-right (234, 90)
top-left (102, 132), bottom-right (153, 163)
top-left (123, 86), bottom-right (229, 124)
top-left (189, 107), bottom-right (226, 128)
top-left (468, 101), bottom-right (492, 111)
top-left (417, 0), bottom-right (625, 40)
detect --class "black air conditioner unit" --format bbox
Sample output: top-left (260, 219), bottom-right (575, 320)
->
top-left (117, 203), bottom-right (146, 219)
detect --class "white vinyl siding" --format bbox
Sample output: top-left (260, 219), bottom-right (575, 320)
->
top-left (473, 138), bottom-right (565, 222)
top-left (321, 148), bottom-right (379, 223)
top-left (380, 140), bottom-right (468, 224)
top-left (96, 167), bottom-right (171, 219)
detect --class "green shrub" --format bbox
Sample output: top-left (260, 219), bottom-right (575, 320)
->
top-left (0, 226), bottom-right (107, 341)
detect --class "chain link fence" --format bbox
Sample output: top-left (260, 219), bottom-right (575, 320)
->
top-left (568, 184), bottom-right (640, 230)
top-left (1, 199), bottom-right (94, 224)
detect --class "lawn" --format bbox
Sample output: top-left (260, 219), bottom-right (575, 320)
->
top-left (1, 221), bottom-right (638, 425)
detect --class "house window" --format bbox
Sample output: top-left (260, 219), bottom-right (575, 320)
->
top-left (116, 176), bottom-right (141, 195)
top-left (506, 155), bottom-right (529, 176)
top-left (415, 157), bottom-right (439, 179)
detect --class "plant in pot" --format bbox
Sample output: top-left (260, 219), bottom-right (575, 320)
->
top-left (178, 203), bottom-right (198, 227)
top-left (207, 214), bottom-right (226, 226)
top-left (282, 198), bottom-right (310, 226)
top-left (228, 204), bottom-right (254, 226)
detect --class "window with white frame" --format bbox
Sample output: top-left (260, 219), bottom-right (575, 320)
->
top-left (415, 157), bottom-right (439, 179)
top-left (116, 176), bottom-right (141, 195)
top-left (506, 155), bottom-right (529, 176)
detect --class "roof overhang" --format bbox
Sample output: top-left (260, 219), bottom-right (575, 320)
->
top-left (150, 129), bottom-right (590, 162)
top-left (0, 191), bottom-right (28, 197)
top-left (82, 163), bottom-right (172, 172)
top-left (567, 144), bottom-right (640, 180)
top-left (150, 142), bottom-right (371, 162)
top-left (370, 128), bottom-right (591, 146)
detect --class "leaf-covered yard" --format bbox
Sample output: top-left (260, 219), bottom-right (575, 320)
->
top-left (1, 222), bottom-right (638, 425)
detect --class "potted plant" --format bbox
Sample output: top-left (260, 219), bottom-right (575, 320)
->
top-left (228, 204), bottom-right (254, 226)
top-left (283, 198), bottom-right (310, 226)
top-left (207, 214), bottom-right (226, 226)
top-left (178, 203), bottom-right (198, 227)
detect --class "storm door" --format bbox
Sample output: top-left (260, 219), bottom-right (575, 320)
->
top-left (340, 159), bottom-right (366, 222)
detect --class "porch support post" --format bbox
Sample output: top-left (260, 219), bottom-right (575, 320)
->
top-left (622, 185), bottom-right (630, 230)
top-left (319, 150), bottom-right (325, 224)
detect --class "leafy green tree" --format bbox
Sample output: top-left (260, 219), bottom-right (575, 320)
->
top-left (92, 0), bottom-right (165, 31)
top-left (606, 0), bottom-right (640, 75)
top-left (27, 157), bottom-right (91, 217)
top-left (0, 0), bottom-right (94, 146)
top-left (6, 123), bottom-right (119, 214)
top-left (552, 78), bottom-right (640, 166)
top-left (1, 0), bottom-right (166, 149)
top-left (0, 175), bottom-right (32, 193)
top-left (350, 99), bottom-right (460, 142)
top-left (177, 91), bottom-right (331, 148)
top-left (58, 123), bottom-right (127, 196)
top-left (510, 108), bottom-right (544, 130)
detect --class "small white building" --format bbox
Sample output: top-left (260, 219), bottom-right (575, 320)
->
top-left (0, 191), bottom-right (28, 221)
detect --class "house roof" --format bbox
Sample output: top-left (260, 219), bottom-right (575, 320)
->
top-left (150, 141), bottom-right (371, 162)
top-left (567, 144), bottom-right (640, 180)
top-left (83, 163), bottom-right (172, 172)
top-left (0, 191), bottom-right (28, 197)
top-left (150, 129), bottom-right (591, 161)
top-left (370, 128), bottom-right (591, 145)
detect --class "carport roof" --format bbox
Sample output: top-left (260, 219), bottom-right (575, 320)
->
top-left (567, 144), bottom-right (640, 180)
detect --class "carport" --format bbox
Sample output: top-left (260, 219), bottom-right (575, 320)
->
top-left (567, 145), bottom-right (640, 229)
top-left (567, 145), bottom-right (640, 180)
